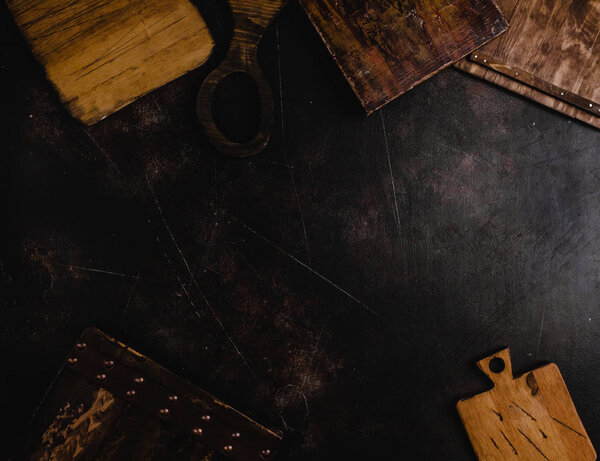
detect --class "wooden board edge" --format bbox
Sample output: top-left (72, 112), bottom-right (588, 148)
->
top-left (299, 1), bottom-right (509, 115)
top-left (454, 58), bottom-right (600, 130)
top-left (532, 363), bottom-right (598, 459)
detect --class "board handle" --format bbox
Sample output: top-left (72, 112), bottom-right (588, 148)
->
top-left (476, 348), bottom-right (513, 388)
top-left (196, 36), bottom-right (273, 158)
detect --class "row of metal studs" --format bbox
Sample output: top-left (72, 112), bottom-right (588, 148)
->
top-left (472, 54), bottom-right (600, 114)
top-left (68, 342), bottom-right (272, 459)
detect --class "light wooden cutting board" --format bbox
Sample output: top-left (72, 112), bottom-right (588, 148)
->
top-left (457, 349), bottom-right (596, 460)
top-left (7, 0), bottom-right (214, 124)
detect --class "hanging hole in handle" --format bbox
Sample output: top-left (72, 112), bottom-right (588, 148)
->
top-left (489, 357), bottom-right (505, 374)
top-left (211, 71), bottom-right (261, 144)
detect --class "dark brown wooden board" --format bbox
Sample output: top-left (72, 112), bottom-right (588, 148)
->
top-left (298, 0), bottom-right (508, 114)
top-left (12, 328), bottom-right (281, 461)
top-left (455, 0), bottom-right (600, 129)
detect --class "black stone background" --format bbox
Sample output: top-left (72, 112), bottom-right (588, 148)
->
top-left (2, 1), bottom-right (600, 459)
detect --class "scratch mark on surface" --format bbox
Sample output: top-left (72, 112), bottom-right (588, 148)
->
top-left (59, 264), bottom-right (146, 280)
top-left (145, 175), bottom-right (253, 372)
top-left (226, 213), bottom-right (382, 319)
top-left (302, 317), bottom-right (329, 387)
top-left (490, 437), bottom-right (499, 449)
top-left (277, 24), bottom-right (312, 267)
top-left (380, 111), bottom-right (402, 233)
top-left (83, 129), bottom-right (123, 178)
top-left (500, 430), bottom-right (518, 455)
top-left (536, 305), bottom-right (545, 357)
top-left (511, 401), bottom-right (537, 421)
top-left (285, 384), bottom-right (310, 417)
top-left (492, 409), bottom-right (503, 421)
top-left (121, 272), bottom-right (140, 323)
top-left (518, 428), bottom-right (549, 460)
top-left (551, 416), bottom-right (587, 438)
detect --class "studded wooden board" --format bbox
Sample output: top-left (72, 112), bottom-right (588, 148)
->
top-left (13, 327), bottom-right (281, 461)
top-left (297, 0), bottom-right (508, 114)
top-left (6, 0), bottom-right (214, 124)
top-left (455, 0), bottom-right (600, 129)
top-left (457, 349), bottom-right (596, 460)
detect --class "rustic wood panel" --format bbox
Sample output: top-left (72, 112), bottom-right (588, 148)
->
top-left (457, 349), bottom-right (596, 460)
top-left (297, 0), bottom-right (508, 114)
top-left (14, 328), bottom-right (281, 461)
top-left (6, 0), bottom-right (214, 124)
top-left (455, 0), bottom-right (600, 129)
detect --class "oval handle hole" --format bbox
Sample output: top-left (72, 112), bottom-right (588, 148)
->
top-left (211, 71), bottom-right (261, 144)
top-left (489, 357), bottom-right (505, 374)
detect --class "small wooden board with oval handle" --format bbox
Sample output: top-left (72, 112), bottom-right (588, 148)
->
top-left (6, 0), bottom-right (214, 124)
top-left (457, 348), bottom-right (596, 460)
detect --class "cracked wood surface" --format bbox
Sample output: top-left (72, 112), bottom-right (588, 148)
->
top-left (6, 0), bottom-right (214, 124)
top-left (455, 0), bottom-right (600, 130)
top-left (298, 0), bottom-right (508, 114)
top-left (457, 349), bottom-right (596, 460)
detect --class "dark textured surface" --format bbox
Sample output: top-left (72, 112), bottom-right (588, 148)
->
top-left (2, 1), bottom-right (600, 459)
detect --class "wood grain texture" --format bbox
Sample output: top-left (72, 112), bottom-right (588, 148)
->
top-left (457, 349), bottom-right (596, 460)
top-left (15, 328), bottom-right (281, 461)
top-left (298, 0), bottom-right (508, 114)
top-left (455, 0), bottom-right (600, 129)
top-left (6, 0), bottom-right (214, 124)
top-left (196, 0), bottom-right (288, 158)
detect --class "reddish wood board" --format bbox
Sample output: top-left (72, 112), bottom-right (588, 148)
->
top-left (298, 0), bottom-right (508, 114)
top-left (455, 0), bottom-right (600, 129)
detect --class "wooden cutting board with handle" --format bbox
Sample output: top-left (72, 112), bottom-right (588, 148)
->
top-left (455, 0), bottom-right (600, 129)
top-left (297, 0), bottom-right (508, 114)
top-left (7, 0), bottom-right (214, 124)
top-left (196, 0), bottom-right (288, 158)
top-left (457, 348), bottom-right (596, 460)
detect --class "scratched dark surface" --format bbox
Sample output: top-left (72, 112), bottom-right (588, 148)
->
top-left (2, 1), bottom-right (600, 460)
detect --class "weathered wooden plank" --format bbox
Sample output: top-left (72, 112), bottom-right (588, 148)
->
top-left (298, 0), bottom-right (508, 114)
top-left (455, 0), bottom-right (600, 129)
top-left (6, 0), bottom-right (214, 124)
top-left (457, 349), bottom-right (596, 460)
top-left (14, 328), bottom-right (281, 461)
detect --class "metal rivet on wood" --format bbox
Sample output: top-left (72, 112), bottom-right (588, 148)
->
top-left (65, 339), bottom-right (281, 460)
top-left (470, 52), bottom-right (600, 116)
